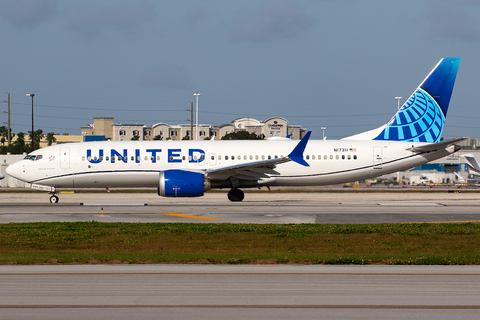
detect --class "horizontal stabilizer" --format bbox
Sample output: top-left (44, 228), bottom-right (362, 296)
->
top-left (407, 137), bottom-right (467, 153)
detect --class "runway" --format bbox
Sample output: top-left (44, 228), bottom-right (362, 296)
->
top-left (2, 193), bottom-right (480, 319)
top-left (1, 265), bottom-right (479, 320)
top-left (1, 190), bottom-right (480, 224)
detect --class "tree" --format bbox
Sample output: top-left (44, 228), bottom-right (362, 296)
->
top-left (131, 135), bottom-right (140, 141)
top-left (221, 131), bottom-right (265, 140)
top-left (0, 126), bottom-right (7, 146)
top-left (153, 135), bottom-right (163, 140)
top-left (28, 129), bottom-right (44, 150)
top-left (46, 132), bottom-right (56, 146)
top-left (13, 132), bottom-right (26, 154)
top-left (182, 135), bottom-right (190, 140)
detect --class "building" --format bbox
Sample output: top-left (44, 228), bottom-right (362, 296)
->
top-left (81, 117), bottom-right (306, 141)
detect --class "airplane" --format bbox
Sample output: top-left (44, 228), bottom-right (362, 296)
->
top-left (6, 57), bottom-right (465, 203)
top-left (463, 154), bottom-right (480, 177)
top-left (453, 172), bottom-right (480, 184)
top-left (454, 154), bottom-right (480, 184)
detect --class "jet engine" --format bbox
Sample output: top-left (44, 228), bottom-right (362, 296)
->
top-left (158, 170), bottom-right (210, 197)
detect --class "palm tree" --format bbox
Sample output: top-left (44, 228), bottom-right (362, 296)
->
top-left (0, 126), bottom-right (7, 146)
top-left (13, 132), bottom-right (26, 154)
top-left (29, 129), bottom-right (44, 150)
top-left (46, 132), bottom-right (56, 146)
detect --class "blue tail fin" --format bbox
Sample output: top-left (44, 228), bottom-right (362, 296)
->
top-left (373, 58), bottom-right (460, 143)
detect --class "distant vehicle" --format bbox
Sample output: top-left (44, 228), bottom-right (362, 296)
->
top-left (6, 58), bottom-right (465, 203)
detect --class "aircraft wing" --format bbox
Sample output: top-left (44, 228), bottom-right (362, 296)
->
top-left (206, 131), bottom-right (311, 181)
top-left (206, 157), bottom-right (291, 180)
top-left (407, 137), bottom-right (467, 153)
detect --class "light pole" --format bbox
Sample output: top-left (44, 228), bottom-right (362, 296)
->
top-left (395, 96), bottom-right (402, 111)
top-left (26, 93), bottom-right (35, 152)
top-left (321, 127), bottom-right (326, 140)
top-left (193, 92), bottom-right (200, 140)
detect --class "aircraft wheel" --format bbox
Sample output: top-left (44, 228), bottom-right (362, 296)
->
top-left (227, 189), bottom-right (244, 202)
top-left (49, 195), bottom-right (59, 203)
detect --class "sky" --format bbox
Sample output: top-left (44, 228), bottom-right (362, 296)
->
top-left (0, 0), bottom-right (479, 140)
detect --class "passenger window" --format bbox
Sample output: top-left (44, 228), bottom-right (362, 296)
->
top-left (137, 156), bottom-right (141, 162)
top-left (82, 156), bottom-right (85, 161)
top-left (106, 156), bottom-right (109, 161)
top-left (225, 156), bottom-right (228, 160)
top-left (330, 155), bottom-right (333, 160)
top-left (348, 155), bottom-right (351, 160)
top-left (324, 155), bottom-right (327, 160)
top-left (237, 156), bottom-right (241, 160)
top-left (145, 156), bottom-right (148, 161)
top-left (306, 155), bottom-right (310, 160)
top-left (157, 156), bottom-right (160, 161)
top-left (250, 155), bottom-right (253, 160)
top-left (100, 156), bottom-right (103, 161)
top-left (342, 155), bottom-right (345, 160)
top-left (262, 155), bottom-right (265, 160)
top-left (211, 155), bottom-right (215, 160)
top-left (268, 155), bottom-right (271, 160)
top-left (354, 155), bottom-right (357, 160)
top-left (312, 155), bottom-right (315, 160)
top-left (255, 155), bottom-right (259, 160)
top-left (336, 155), bottom-right (339, 160)
top-left (244, 155), bottom-right (247, 160)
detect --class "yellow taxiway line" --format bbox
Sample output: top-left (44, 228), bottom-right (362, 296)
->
top-left (158, 213), bottom-right (222, 220)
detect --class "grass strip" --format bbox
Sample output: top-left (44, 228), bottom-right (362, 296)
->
top-left (1, 222), bottom-right (480, 265)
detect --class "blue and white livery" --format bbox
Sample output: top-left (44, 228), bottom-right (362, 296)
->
top-left (6, 58), bottom-right (465, 203)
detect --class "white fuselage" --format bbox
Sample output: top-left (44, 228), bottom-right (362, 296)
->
top-left (6, 139), bottom-right (453, 189)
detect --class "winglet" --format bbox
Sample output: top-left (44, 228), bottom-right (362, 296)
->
top-left (288, 131), bottom-right (311, 167)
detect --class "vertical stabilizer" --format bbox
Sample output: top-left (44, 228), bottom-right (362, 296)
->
top-left (373, 58), bottom-right (460, 143)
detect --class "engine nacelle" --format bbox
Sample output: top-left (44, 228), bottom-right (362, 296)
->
top-left (158, 170), bottom-right (210, 197)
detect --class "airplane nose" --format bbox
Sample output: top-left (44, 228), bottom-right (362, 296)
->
top-left (6, 161), bottom-right (22, 180)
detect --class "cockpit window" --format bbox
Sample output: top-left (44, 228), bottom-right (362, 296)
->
top-left (23, 155), bottom-right (43, 161)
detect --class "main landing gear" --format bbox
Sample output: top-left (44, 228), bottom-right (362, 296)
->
top-left (49, 192), bottom-right (59, 203)
top-left (227, 188), bottom-right (244, 202)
